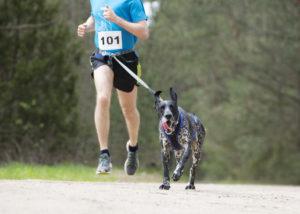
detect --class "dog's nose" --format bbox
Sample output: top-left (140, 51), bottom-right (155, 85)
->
top-left (165, 114), bottom-right (172, 120)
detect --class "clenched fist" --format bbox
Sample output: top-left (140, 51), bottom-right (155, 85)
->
top-left (77, 24), bottom-right (87, 37)
top-left (102, 6), bottom-right (119, 23)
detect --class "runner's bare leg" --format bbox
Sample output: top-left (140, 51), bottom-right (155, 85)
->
top-left (117, 86), bottom-right (140, 147)
top-left (94, 65), bottom-right (114, 150)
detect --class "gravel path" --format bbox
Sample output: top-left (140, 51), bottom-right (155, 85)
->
top-left (0, 180), bottom-right (299, 214)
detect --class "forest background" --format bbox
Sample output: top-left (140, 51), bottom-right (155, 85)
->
top-left (0, 0), bottom-right (299, 184)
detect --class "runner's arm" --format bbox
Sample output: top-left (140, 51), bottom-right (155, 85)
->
top-left (115, 19), bottom-right (149, 41)
top-left (103, 7), bottom-right (149, 40)
top-left (77, 16), bottom-right (95, 37)
top-left (84, 16), bottom-right (95, 32)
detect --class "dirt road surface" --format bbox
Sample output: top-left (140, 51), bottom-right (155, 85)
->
top-left (0, 180), bottom-right (299, 214)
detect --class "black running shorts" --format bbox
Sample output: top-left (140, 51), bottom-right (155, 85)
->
top-left (90, 50), bottom-right (142, 93)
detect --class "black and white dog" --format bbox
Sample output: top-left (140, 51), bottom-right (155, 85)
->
top-left (155, 88), bottom-right (206, 190)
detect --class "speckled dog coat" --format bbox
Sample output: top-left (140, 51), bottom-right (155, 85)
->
top-left (155, 89), bottom-right (206, 190)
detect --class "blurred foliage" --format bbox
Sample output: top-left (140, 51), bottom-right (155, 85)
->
top-left (0, 0), bottom-right (299, 184)
top-left (0, 0), bottom-right (80, 162)
top-left (139, 0), bottom-right (300, 184)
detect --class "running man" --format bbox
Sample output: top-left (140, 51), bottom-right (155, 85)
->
top-left (77, 0), bottom-right (149, 175)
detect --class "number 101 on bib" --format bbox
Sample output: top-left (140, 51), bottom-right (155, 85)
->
top-left (98, 31), bottom-right (123, 51)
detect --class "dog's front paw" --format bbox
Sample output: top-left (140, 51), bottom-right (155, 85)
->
top-left (159, 183), bottom-right (170, 190)
top-left (185, 184), bottom-right (195, 190)
top-left (172, 170), bottom-right (183, 181)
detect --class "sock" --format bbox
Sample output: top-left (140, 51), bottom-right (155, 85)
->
top-left (128, 144), bottom-right (138, 152)
top-left (100, 149), bottom-right (110, 157)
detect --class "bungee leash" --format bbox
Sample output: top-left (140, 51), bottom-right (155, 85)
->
top-left (113, 55), bottom-right (162, 100)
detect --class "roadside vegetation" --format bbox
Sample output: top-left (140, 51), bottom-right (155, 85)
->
top-left (0, 0), bottom-right (299, 185)
top-left (0, 162), bottom-right (165, 182)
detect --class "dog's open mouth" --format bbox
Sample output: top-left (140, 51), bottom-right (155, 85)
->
top-left (162, 120), bottom-right (173, 133)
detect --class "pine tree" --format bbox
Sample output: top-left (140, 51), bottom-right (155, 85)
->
top-left (0, 0), bottom-right (80, 162)
top-left (139, 0), bottom-right (300, 184)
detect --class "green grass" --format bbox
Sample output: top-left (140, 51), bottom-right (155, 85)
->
top-left (1, 163), bottom-right (267, 185)
top-left (0, 162), bottom-right (163, 182)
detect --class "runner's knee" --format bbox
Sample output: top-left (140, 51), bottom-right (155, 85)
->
top-left (121, 105), bottom-right (139, 119)
top-left (96, 94), bottom-right (110, 108)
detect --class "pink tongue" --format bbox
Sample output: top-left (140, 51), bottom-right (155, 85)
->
top-left (162, 122), bottom-right (171, 132)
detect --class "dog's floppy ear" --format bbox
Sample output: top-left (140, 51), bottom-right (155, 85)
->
top-left (170, 87), bottom-right (177, 103)
top-left (154, 90), bottom-right (162, 110)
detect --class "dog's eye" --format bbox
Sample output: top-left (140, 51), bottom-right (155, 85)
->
top-left (160, 105), bottom-right (165, 111)
top-left (169, 105), bottom-right (174, 111)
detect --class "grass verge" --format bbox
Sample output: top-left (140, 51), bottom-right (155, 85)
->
top-left (0, 162), bottom-right (164, 182)
top-left (1, 163), bottom-right (270, 185)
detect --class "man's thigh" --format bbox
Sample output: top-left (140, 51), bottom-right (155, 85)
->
top-left (93, 65), bottom-right (114, 96)
top-left (117, 86), bottom-right (138, 110)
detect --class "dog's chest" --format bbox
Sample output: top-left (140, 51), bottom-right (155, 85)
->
top-left (178, 128), bottom-right (190, 145)
top-left (160, 117), bottom-right (191, 151)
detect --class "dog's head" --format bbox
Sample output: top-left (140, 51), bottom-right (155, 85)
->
top-left (155, 88), bottom-right (179, 134)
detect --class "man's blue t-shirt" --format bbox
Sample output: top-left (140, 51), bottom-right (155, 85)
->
top-left (90, 0), bottom-right (147, 54)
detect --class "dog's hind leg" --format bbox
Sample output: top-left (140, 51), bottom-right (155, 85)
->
top-left (159, 141), bottom-right (172, 190)
top-left (186, 146), bottom-right (202, 190)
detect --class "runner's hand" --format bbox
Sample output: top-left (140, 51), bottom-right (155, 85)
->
top-left (103, 6), bottom-right (119, 23)
top-left (77, 24), bottom-right (87, 37)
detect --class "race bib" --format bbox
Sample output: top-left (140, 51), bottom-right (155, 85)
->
top-left (98, 31), bottom-right (123, 50)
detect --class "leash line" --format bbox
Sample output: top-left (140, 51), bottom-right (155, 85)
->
top-left (113, 55), bottom-right (157, 96)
